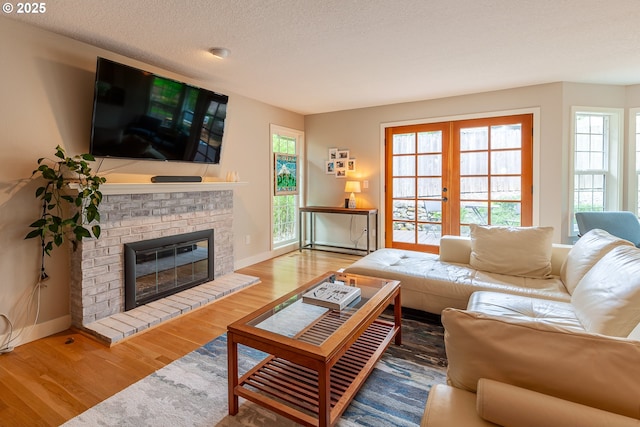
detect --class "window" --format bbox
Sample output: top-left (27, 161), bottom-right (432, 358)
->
top-left (634, 110), bottom-right (640, 216)
top-left (271, 125), bottom-right (304, 249)
top-left (570, 107), bottom-right (623, 235)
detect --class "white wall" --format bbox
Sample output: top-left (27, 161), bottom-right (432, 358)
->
top-left (0, 17), bottom-right (303, 346)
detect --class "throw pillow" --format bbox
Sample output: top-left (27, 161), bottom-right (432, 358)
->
top-left (572, 245), bottom-right (640, 337)
top-left (469, 224), bottom-right (554, 278)
top-left (560, 229), bottom-right (633, 295)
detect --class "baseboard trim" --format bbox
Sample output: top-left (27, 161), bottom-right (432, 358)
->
top-left (7, 315), bottom-right (71, 348)
top-left (235, 244), bottom-right (297, 269)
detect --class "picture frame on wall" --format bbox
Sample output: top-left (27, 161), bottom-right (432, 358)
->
top-left (329, 147), bottom-right (338, 160)
top-left (274, 153), bottom-right (298, 195)
top-left (336, 168), bottom-right (347, 178)
top-left (347, 159), bottom-right (356, 172)
top-left (337, 150), bottom-right (350, 160)
top-left (325, 160), bottom-right (336, 174)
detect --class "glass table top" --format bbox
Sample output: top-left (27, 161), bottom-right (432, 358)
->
top-left (244, 271), bottom-right (397, 345)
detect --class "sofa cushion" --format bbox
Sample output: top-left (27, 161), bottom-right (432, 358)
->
top-left (560, 229), bottom-right (633, 295)
top-left (572, 245), bottom-right (640, 337)
top-left (467, 291), bottom-right (584, 331)
top-left (469, 225), bottom-right (554, 278)
top-left (442, 308), bottom-right (640, 419)
top-left (476, 379), bottom-right (640, 427)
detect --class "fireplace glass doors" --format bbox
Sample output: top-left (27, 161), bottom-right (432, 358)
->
top-left (124, 230), bottom-right (214, 310)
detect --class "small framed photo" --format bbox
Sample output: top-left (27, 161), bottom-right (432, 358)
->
top-left (347, 159), bottom-right (356, 172)
top-left (335, 159), bottom-right (346, 169)
top-left (336, 168), bottom-right (347, 178)
top-left (337, 150), bottom-right (350, 160)
top-left (325, 160), bottom-right (336, 174)
top-left (328, 148), bottom-right (338, 160)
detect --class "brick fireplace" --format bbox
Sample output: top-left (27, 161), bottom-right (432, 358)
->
top-left (70, 186), bottom-right (236, 332)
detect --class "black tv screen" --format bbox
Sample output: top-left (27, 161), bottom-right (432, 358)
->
top-left (90, 57), bottom-right (229, 164)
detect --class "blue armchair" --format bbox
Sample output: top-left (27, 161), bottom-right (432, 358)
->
top-left (575, 211), bottom-right (640, 247)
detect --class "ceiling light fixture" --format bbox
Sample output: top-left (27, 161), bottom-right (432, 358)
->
top-left (209, 47), bottom-right (230, 59)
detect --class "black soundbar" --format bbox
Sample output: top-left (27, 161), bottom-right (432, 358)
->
top-left (151, 176), bottom-right (202, 183)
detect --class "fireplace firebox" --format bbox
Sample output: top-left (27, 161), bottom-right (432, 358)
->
top-left (124, 230), bottom-right (214, 311)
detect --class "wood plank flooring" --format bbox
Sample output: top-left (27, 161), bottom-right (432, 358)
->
top-left (0, 250), bottom-right (361, 427)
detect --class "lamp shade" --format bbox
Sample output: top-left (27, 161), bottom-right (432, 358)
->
top-left (344, 181), bottom-right (361, 193)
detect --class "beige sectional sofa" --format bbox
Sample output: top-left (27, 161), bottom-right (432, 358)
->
top-left (345, 226), bottom-right (640, 426)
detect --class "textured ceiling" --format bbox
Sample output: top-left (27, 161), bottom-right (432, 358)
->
top-left (7, 0), bottom-right (640, 114)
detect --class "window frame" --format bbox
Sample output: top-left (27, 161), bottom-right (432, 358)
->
top-left (270, 124), bottom-right (305, 251)
top-left (628, 108), bottom-right (640, 217)
top-left (568, 106), bottom-right (624, 237)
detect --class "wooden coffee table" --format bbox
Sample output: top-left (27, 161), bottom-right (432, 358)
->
top-left (227, 271), bottom-right (401, 427)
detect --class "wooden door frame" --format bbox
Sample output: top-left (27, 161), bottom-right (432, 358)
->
top-left (383, 112), bottom-right (535, 251)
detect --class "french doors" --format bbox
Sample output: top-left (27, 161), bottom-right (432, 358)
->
top-left (385, 114), bottom-right (533, 252)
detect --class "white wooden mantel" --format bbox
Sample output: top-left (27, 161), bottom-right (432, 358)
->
top-left (69, 181), bottom-right (247, 195)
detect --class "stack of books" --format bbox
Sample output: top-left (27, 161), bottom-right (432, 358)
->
top-left (302, 282), bottom-right (361, 310)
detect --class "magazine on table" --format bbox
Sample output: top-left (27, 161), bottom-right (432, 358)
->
top-left (302, 282), bottom-right (361, 310)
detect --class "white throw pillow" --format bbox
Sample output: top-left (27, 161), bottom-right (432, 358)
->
top-left (469, 224), bottom-right (554, 278)
top-left (572, 245), bottom-right (640, 337)
top-left (560, 229), bottom-right (633, 294)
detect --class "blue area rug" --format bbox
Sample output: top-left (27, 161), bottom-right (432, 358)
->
top-left (64, 310), bottom-right (447, 426)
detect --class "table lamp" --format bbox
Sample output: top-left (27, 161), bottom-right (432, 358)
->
top-left (344, 181), bottom-right (361, 209)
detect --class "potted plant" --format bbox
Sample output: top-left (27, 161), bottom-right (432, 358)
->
top-left (25, 145), bottom-right (106, 279)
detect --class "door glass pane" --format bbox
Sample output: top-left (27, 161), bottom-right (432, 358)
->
top-left (460, 177), bottom-right (488, 200)
top-left (460, 202), bottom-right (488, 225)
top-left (460, 127), bottom-right (488, 151)
top-left (460, 152), bottom-right (488, 175)
top-left (491, 202), bottom-right (521, 226)
top-left (418, 200), bottom-right (442, 221)
top-left (393, 133), bottom-right (416, 154)
top-left (393, 221), bottom-right (415, 243)
top-left (393, 200), bottom-right (415, 220)
top-left (417, 154), bottom-right (442, 176)
top-left (418, 223), bottom-right (441, 245)
top-left (418, 177), bottom-right (442, 198)
top-left (491, 150), bottom-right (521, 174)
top-left (393, 156), bottom-right (415, 176)
top-left (491, 176), bottom-right (521, 200)
top-left (418, 131), bottom-right (442, 153)
top-left (393, 178), bottom-right (415, 198)
top-left (491, 124), bottom-right (522, 149)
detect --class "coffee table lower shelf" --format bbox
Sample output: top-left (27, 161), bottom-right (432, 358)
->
top-left (233, 319), bottom-right (397, 427)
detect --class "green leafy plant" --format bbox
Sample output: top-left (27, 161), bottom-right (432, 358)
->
top-left (25, 146), bottom-right (107, 264)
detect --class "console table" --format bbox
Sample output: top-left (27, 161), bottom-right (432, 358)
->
top-left (299, 206), bottom-right (378, 254)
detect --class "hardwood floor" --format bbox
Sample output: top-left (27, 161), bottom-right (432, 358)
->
top-left (0, 250), bottom-right (361, 427)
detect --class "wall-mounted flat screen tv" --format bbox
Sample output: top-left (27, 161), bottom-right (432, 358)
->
top-left (90, 57), bottom-right (229, 164)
